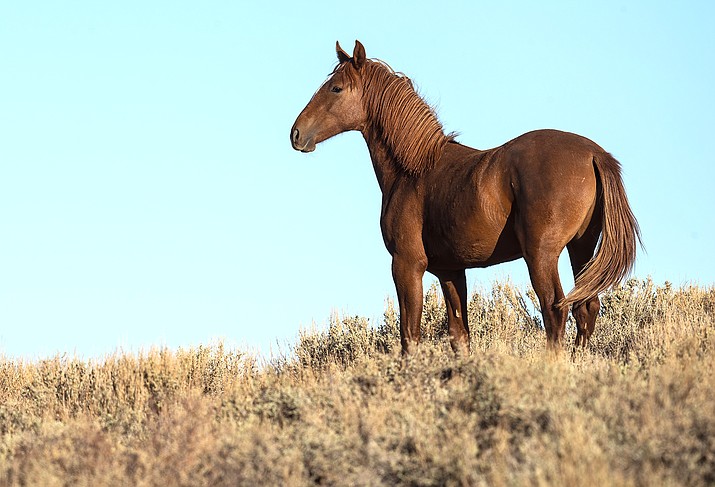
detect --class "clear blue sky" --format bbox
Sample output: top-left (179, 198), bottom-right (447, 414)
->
top-left (1, 1), bottom-right (713, 359)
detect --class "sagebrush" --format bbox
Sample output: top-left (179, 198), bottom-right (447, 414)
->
top-left (1, 278), bottom-right (714, 486)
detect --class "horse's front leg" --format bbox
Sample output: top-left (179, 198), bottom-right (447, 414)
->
top-left (392, 254), bottom-right (427, 354)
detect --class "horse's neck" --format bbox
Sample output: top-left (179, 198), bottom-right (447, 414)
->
top-left (362, 128), bottom-right (404, 195)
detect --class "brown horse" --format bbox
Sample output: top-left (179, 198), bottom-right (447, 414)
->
top-left (291, 40), bottom-right (641, 353)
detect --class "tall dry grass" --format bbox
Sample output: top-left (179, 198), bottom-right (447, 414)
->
top-left (1, 278), bottom-right (713, 486)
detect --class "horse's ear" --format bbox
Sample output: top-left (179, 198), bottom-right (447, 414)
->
top-left (336, 41), bottom-right (351, 64)
top-left (353, 40), bottom-right (366, 69)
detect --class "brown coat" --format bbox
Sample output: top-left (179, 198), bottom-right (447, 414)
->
top-left (292, 41), bottom-right (641, 353)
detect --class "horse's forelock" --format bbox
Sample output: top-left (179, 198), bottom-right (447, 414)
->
top-left (331, 61), bottom-right (360, 89)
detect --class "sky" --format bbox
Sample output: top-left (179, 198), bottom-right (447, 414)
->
top-left (1, 1), bottom-right (713, 360)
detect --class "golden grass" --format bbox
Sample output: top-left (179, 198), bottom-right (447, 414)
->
top-left (1, 278), bottom-right (714, 486)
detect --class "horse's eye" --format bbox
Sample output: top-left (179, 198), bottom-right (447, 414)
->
top-left (331, 86), bottom-right (343, 93)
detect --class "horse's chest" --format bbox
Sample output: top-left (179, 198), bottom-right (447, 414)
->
top-left (378, 197), bottom-right (421, 255)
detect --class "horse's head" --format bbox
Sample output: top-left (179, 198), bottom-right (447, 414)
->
top-left (290, 41), bottom-right (368, 153)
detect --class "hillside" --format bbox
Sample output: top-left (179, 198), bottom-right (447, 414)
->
top-left (1, 278), bottom-right (714, 486)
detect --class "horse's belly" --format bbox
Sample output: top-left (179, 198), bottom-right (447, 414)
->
top-left (424, 217), bottom-right (522, 271)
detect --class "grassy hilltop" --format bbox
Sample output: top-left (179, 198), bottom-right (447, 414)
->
top-left (1, 278), bottom-right (714, 486)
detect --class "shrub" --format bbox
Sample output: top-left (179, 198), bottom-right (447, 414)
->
top-left (1, 279), bottom-right (713, 486)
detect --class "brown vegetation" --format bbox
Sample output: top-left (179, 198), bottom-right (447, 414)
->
top-left (1, 278), bottom-right (714, 486)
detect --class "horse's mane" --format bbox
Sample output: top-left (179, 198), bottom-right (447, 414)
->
top-left (335, 59), bottom-right (454, 175)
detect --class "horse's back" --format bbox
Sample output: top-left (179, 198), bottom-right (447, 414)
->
top-left (500, 129), bottom-right (604, 166)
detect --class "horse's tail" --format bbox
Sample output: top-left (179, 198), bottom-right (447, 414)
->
top-left (560, 152), bottom-right (642, 308)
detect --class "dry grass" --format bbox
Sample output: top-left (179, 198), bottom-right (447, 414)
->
top-left (1, 278), bottom-right (714, 486)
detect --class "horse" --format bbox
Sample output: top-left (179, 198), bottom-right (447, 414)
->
top-left (291, 40), bottom-right (641, 354)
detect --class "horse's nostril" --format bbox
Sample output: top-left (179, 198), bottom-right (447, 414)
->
top-left (292, 128), bottom-right (300, 143)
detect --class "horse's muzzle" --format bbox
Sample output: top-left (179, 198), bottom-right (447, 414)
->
top-left (290, 126), bottom-right (316, 153)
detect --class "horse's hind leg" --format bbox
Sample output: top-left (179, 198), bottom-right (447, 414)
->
top-left (435, 270), bottom-right (470, 354)
top-left (567, 235), bottom-right (601, 349)
top-left (523, 249), bottom-right (568, 348)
